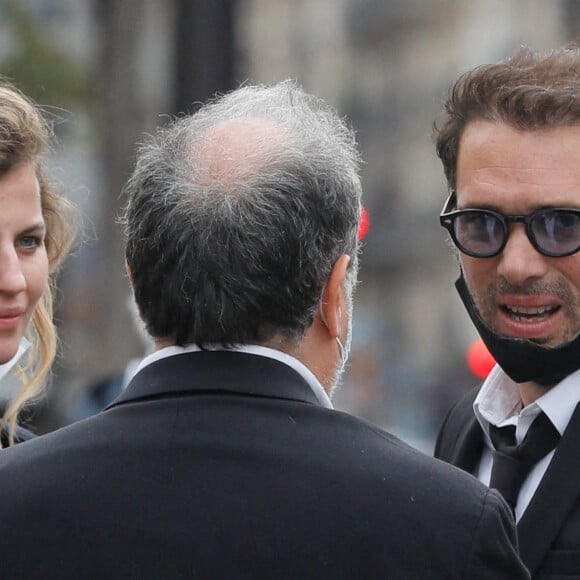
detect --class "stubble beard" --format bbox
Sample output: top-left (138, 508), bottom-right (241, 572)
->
top-left (470, 275), bottom-right (580, 347)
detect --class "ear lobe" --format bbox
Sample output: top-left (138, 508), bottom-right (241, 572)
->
top-left (125, 261), bottom-right (133, 283)
top-left (319, 254), bottom-right (350, 338)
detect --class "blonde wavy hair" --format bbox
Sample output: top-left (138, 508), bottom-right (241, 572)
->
top-left (0, 81), bottom-right (76, 445)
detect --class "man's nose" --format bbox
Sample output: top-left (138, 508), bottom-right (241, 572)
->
top-left (0, 248), bottom-right (26, 295)
top-left (496, 224), bottom-right (549, 284)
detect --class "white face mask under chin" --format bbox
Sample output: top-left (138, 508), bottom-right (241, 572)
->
top-left (319, 301), bottom-right (351, 392)
top-left (319, 307), bottom-right (345, 357)
top-left (335, 336), bottom-right (345, 363)
top-left (0, 337), bottom-right (30, 382)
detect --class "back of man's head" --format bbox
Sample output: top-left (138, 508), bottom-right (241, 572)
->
top-left (122, 81), bottom-right (362, 348)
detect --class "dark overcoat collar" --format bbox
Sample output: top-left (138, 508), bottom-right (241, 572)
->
top-left (106, 350), bottom-right (321, 410)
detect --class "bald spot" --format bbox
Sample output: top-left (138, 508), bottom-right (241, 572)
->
top-left (194, 117), bottom-right (287, 187)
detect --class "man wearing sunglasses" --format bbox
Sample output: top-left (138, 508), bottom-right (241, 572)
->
top-left (435, 45), bottom-right (580, 579)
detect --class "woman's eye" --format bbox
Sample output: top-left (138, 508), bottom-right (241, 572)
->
top-left (17, 236), bottom-right (43, 250)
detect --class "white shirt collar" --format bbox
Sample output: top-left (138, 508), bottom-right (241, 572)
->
top-left (474, 364), bottom-right (580, 441)
top-left (132, 343), bottom-right (333, 409)
top-left (474, 365), bottom-right (522, 428)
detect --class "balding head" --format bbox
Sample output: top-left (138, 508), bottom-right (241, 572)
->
top-left (123, 80), bottom-right (362, 351)
top-left (195, 117), bottom-right (287, 187)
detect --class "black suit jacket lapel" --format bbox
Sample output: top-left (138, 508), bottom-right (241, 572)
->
top-left (436, 387), bottom-right (484, 476)
top-left (517, 402), bottom-right (580, 577)
top-left (449, 417), bottom-right (484, 475)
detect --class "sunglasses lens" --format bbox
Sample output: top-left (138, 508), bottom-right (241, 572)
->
top-left (532, 210), bottom-right (580, 256)
top-left (453, 211), bottom-right (504, 257)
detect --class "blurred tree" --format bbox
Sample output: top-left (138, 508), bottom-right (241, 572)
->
top-left (90, 0), bottom-right (149, 374)
top-left (1, 0), bottom-right (89, 105)
top-left (174, 0), bottom-right (237, 114)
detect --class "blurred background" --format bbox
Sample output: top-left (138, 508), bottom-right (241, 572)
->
top-left (2, 0), bottom-right (579, 451)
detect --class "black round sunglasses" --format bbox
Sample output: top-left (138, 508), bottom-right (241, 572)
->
top-left (439, 191), bottom-right (580, 258)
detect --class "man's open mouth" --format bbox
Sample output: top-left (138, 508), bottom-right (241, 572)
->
top-left (502, 304), bottom-right (560, 323)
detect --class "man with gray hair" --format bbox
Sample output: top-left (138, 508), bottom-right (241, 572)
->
top-left (0, 81), bottom-right (527, 579)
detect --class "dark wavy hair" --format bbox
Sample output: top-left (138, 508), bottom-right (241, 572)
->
top-left (122, 81), bottom-right (362, 347)
top-left (434, 44), bottom-right (580, 189)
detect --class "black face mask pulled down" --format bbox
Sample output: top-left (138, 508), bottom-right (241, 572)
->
top-left (455, 275), bottom-right (580, 386)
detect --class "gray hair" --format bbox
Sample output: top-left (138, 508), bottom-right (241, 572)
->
top-left (122, 80), bottom-right (362, 347)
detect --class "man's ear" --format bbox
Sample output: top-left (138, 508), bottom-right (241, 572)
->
top-left (319, 254), bottom-right (350, 338)
top-left (125, 261), bottom-right (133, 285)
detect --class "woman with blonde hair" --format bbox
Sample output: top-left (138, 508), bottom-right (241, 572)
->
top-left (0, 80), bottom-right (76, 446)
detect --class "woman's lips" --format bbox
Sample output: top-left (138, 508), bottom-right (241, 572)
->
top-left (0, 309), bottom-right (24, 330)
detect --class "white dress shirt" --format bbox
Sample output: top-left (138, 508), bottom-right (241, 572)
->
top-left (131, 343), bottom-right (334, 409)
top-left (473, 364), bottom-right (580, 521)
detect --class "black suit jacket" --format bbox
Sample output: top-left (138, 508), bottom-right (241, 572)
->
top-left (435, 386), bottom-right (580, 579)
top-left (0, 351), bottom-right (527, 579)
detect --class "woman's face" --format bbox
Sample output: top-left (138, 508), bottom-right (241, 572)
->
top-left (0, 162), bottom-right (48, 364)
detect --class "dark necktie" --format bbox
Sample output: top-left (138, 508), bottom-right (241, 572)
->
top-left (489, 412), bottom-right (560, 511)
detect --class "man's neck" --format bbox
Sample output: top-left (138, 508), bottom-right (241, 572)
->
top-left (518, 381), bottom-right (554, 407)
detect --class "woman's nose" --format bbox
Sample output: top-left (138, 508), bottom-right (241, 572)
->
top-left (0, 248), bottom-right (26, 295)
